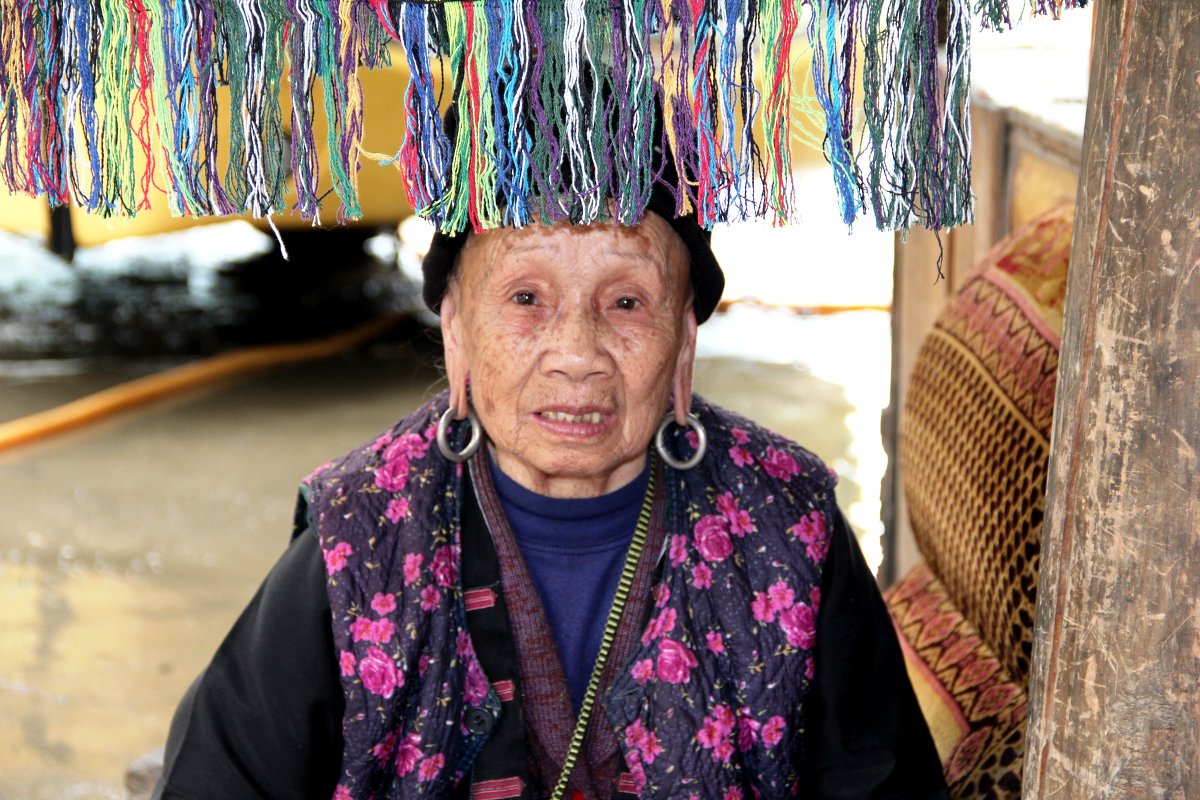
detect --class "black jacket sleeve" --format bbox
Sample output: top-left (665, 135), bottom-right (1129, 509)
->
top-left (154, 529), bottom-right (344, 800)
top-left (799, 508), bottom-right (948, 800)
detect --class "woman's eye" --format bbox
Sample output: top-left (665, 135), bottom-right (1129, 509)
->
top-left (615, 296), bottom-right (640, 310)
top-left (512, 291), bottom-right (536, 306)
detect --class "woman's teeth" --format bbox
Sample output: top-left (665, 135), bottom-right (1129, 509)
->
top-left (540, 411), bottom-right (604, 424)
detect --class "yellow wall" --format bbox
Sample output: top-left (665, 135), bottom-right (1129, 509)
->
top-left (1, 52), bottom-right (415, 246)
top-left (1, 36), bottom-right (836, 246)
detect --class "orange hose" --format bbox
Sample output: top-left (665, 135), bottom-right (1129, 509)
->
top-left (0, 313), bottom-right (404, 454)
top-left (716, 299), bottom-right (892, 315)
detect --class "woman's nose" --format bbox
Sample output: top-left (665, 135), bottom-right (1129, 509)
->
top-left (540, 307), bottom-right (614, 381)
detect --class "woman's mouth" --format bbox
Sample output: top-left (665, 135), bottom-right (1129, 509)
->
top-left (534, 408), bottom-right (613, 437)
top-left (538, 411), bottom-right (604, 424)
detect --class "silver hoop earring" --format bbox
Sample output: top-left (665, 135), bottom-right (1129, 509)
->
top-left (437, 406), bottom-right (483, 463)
top-left (655, 412), bottom-right (707, 471)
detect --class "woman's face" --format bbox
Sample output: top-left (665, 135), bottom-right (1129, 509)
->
top-left (441, 215), bottom-right (696, 499)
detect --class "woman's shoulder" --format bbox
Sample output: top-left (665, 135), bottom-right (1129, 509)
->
top-left (301, 393), bottom-right (448, 490)
top-left (691, 394), bottom-right (839, 496)
top-left (291, 393), bottom-right (450, 541)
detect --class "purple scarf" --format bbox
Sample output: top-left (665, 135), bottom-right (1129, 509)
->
top-left (302, 392), bottom-right (837, 799)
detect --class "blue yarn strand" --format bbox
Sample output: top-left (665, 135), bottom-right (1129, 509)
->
top-left (809, 0), bottom-right (859, 225)
top-left (400, 3), bottom-right (449, 214)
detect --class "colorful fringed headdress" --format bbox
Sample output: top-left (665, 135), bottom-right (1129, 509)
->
top-left (0, 0), bottom-right (1085, 235)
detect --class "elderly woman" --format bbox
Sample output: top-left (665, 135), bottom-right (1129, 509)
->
top-left (154, 199), bottom-right (947, 799)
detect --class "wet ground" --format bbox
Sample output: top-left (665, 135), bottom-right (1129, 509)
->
top-left (0, 171), bottom-right (892, 798)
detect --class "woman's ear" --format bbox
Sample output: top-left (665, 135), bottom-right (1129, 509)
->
top-left (440, 289), bottom-right (471, 420)
top-left (672, 307), bottom-right (698, 425)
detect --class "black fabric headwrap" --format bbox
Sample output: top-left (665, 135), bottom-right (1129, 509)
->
top-left (420, 191), bottom-right (724, 324)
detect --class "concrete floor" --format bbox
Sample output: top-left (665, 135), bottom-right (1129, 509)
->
top-left (0, 320), bottom-right (877, 798)
top-left (0, 141), bottom-right (896, 795)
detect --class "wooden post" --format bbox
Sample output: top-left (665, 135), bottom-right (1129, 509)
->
top-left (884, 229), bottom-right (952, 585)
top-left (1025, 2), bottom-right (1200, 798)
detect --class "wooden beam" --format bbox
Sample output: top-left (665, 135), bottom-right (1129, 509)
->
top-left (885, 229), bottom-right (952, 584)
top-left (1025, 2), bottom-right (1200, 797)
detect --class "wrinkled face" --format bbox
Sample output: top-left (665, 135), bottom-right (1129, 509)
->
top-left (441, 215), bottom-right (696, 498)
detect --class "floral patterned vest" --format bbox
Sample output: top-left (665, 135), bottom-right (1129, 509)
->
top-left (300, 392), bottom-right (838, 800)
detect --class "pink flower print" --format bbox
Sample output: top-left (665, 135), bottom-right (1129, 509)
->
top-left (324, 541), bottom-right (353, 575)
top-left (384, 432), bottom-right (429, 463)
top-left (736, 708), bottom-right (760, 752)
top-left (403, 553), bottom-right (424, 586)
top-left (712, 704), bottom-right (736, 733)
top-left (462, 638), bottom-right (489, 705)
top-left (713, 739), bottom-right (735, 763)
top-left (420, 584), bottom-right (440, 612)
top-left (362, 619), bottom-right (393, 644)
top-left (366, 618), bottom-right (396, 644)
top-left (716, 495), bottom-right (755, 537)
top-left (371, 592), bottom-right (398, 616)
top-left (372, 433), bottom-right (394, 452)
top-left (728, 509), bottom-right (755, 537)
top-left (697, 716), bottom-right (725, 749)
top-left (724, 787), bottom-right (744, 800)
top-left (716, 492), bottom-right (738, 519)
top-left (705, 631), bottom-right (726, 654)
top-left (809, 585), bottom-right (822, 610)
top-left (691, 562), bottom-right (713, 589)
top-left (350, 617), bottom-right (373, 642)
top-left (385, 497), bottom-right (410, 524)
top-left (624, 750), bottom-right (648, 793)
top-left (631, 658), bottom-right (655, 684)
top-left (729, 445), bottom-right (753, 467)
top-left (334, 785), bottom-right (353, 800)
top-left (641, 730), bottom-right (664, 763)
top-left (669, 534), bottom-right (689, 567)
top-left (790, 510), bottom-right (829, 562)
top-left (418, 653), bottom-right (431, 677)
top-left (464, 660), bottom-right (489, 704)
top-left (626, 719), bottom-right (651, 749)
top-left (779, 603), bottom-right (816, 649)
top-left (359, 646), bottom-right (401, 698)
top-left (685, 429), bottom-right (700, 450)
top-left (751, 592), bottom-right (776, 623)
top-left (395, 734), bottom-right (422, 776)
top-left (759, 446), bottom-right (800, 480)
top-left (339, 650), bottom-right (357, 677)
top-left (767, 580), bottom-right (795, 613)
top-left (374, 458), bottom-right (410, 492)
top-left (372, 730), bottom-right (398, 764)
top-left (694, 514), bottom-right (733, 563)
top-left (653, 583), bottom-right (671, 608)
top-left (761, 715), bottom-right (787, 748)
top-left (430, 545), bottom-right (459, 588)
top-left (641, 607), bottom-right (677, 644)
top-left (417, 753), bottom-right (445, 783)
top-left (655, 639), bottom-right (698, 684)
top-left (805, 656), bottom-right (815, 680)
top-left (625, 719), bottom-right (662, 763)
top-left (731, 427), bottom-right (750, 445)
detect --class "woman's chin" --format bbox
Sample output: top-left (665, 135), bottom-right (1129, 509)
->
top-left (495, 444), bottom-right (648, 498)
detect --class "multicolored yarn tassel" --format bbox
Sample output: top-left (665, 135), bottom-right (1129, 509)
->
top-left (0, 0), bottom-right (1087, 234)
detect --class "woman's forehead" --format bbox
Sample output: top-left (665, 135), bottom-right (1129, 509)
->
top-left (461, 216), bottom-right (687, 279)
top-left (468, 217), bottom-right (676, 263)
